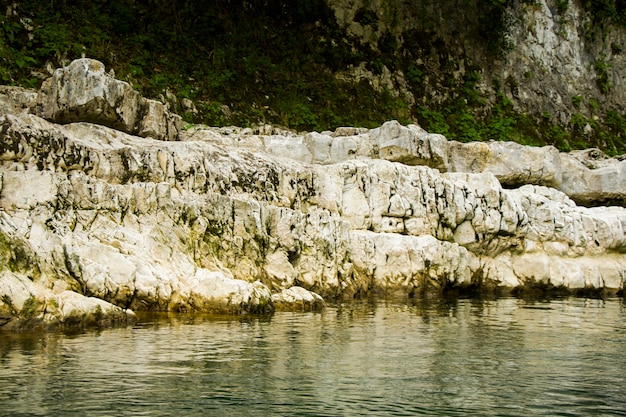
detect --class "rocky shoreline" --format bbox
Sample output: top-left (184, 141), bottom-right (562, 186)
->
top-left (1, 59), bottom-right (624, 330)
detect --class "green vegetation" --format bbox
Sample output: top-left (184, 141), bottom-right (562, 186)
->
top-left (1, 294), bottom-right (39, 319)
top-left (93, 304), bottom-right (104, 322)
top-left (595, 53), bottom-right (612, 93)
top-left (556, 0), bottom-right (570, 14)
top-left (1, 294), bottom-right (17, 315)
top-left (1, 0), bottom-right (406, 131)
top-left (0, 230), bottom-right (40, 275)
top-left (0, 0), bottom-right (624, 154)
top-left (20, 295), bottom-right (37, 319)
top-left (583, 0), bottom-right (626, 27)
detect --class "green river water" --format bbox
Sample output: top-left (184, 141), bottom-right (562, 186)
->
top-left (1, 297), bottom-right (625, 416)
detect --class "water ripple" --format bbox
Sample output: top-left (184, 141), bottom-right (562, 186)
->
top-left (1, 298), bottom-right (625, 416)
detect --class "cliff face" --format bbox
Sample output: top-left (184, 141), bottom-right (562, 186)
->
top-left (326, 0), bottom-right (626, 152)
top-left (0, 59), bottom-right (624, 330)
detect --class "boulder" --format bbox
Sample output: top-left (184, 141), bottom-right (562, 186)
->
top-left (138, 98), bottom-right (184, 141)
top-left (446, 140), bottom-right (562, 188)
top-left (54, 290), bottom-right (137, 327)
top-left (40, 58), bottom-right (142, 133)
top-left (272, 286), bottom-right (325, 311)
top-left (186, 271), bottom-right (274, 314)
top-left (559, 149), bottom-right (626, 206)
top-left (38, 58), bottom-right (182, 141)
top-left (370, 120), bottom-right (449, 170)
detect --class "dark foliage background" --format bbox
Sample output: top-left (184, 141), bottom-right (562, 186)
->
top-left (1, 0), bottom-right (625, 154)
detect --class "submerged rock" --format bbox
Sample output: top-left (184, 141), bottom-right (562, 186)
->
top-left (1, 59), bottom-right (625, 329)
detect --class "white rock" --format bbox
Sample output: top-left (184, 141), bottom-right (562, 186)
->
top-left (2, 59), bottom-right (626, 329)
top-left (559, 151), bottom-right (626, 206)
top-left (40, 58), bottom-right (141, 133)
top-left (264, 250), bottom-right (298, 289)
top-left (0, 170), bottom-right (56, 210)
top-left (447, 141), bottom-right (562, 188)
top-left (0, 86), bottom-right (39, 116)
top-left (54, 290), bottom-right (136, 326)
top-left (350, 230), bottom-right (473, 295)
top-left (271, 286), bottom-right (325, 311)
top-left (367, 120), bottom-right (449, 169)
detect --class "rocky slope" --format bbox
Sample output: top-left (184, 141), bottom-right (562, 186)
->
top-left (5, 0), bottom-right (626, 153)
top-left (1, 59), bottom-right (624, 330)
top-left (328, 0), bottom-right (626, 147)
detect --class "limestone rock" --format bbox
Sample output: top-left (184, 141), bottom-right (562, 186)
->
top-left (0, 86), bottom-right (39, 116)
top-left (0, 271), bottom-right (136, 330)
top-left (37, 58), bottom-right (182, 142)
top-left (138, 98), bottom-right (184, 142)
top-left (272, 286), bottom-right (325, 311)
top-left (559, 150), bottom-right (626, 206)
top-left (54, 290), bottom-right (137, 328)
top-left (186, 271), bottom-right (274, 314)
top-left (447, 141), bottom-right (562, 188)
top-left (184, 118), bottom-right (623, 207)
top-left (181, 114), bottom-right (626, 210)
top-left (326, 0), bottom-right (626, 144)
top-left (40, 58), bottom-right (141, 133)
top-left (370, 120), bottom-right (448, 170)
top-left (1, 59), bottom-right (626, 329)
top-left (350, 230), bottom-right (474, 296)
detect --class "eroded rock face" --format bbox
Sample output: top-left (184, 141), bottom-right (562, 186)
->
top-left (326, 0), bottom-right (626, 139)
top-left (1, 59), bottom-right (625, 329)
top-left (186, 119), bottom-right (625, 207)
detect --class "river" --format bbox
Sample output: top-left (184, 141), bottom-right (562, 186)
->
top-left (1, 297), bottom-right (625, 416)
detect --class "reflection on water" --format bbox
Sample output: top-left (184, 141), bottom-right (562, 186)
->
top-left (1, 298), bottom-right (625, 416)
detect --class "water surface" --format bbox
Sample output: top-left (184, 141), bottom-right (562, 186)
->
top-left (1, 297), bottom-right (625, 416)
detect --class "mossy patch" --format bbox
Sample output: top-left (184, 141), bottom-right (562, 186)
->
top-left (0, 229), bottom-right (40, 277)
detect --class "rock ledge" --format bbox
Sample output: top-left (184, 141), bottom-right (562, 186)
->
top-left (1, 59), bottom-right (624, 329)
